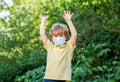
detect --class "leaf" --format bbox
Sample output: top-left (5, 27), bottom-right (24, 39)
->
top-left (97, 48), bottom-right (111, 57)
top-left (115, 71), bottom-right (120, 80)
top-left (97, 66), bottom-right (103, 71)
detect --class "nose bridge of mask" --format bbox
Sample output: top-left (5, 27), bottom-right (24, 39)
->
top-left (56, 36), bottom-right (65, 41)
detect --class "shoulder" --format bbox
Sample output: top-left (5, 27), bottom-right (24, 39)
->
top-left (66, 40), bottom-right (76, 50)
top-left (43, 39), bottom-right (53, 50)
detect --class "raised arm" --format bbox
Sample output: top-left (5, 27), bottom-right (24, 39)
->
top-left (63, 10), bottom-right (77, 46)
top-left (40, 15), bottom-right (48, 44)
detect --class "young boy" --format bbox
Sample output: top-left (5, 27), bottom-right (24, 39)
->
top-left (40, 10), bottom-right (77, 82)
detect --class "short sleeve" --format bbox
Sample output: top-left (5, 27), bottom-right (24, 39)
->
top-left (43, 39), bottom-right (52, 50)
top-left (67, 40), bottom-right (76, 51)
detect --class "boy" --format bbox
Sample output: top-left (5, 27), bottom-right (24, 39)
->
top-left (40, 10), bottom-right (77, 82)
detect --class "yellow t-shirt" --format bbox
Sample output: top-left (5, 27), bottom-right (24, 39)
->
top-left (44, 39), bottom-right (76, 81)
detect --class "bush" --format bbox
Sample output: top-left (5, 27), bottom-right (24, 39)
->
top-left (72, 28), bottom-right (120, 82)
top-left (0, 48), bottom-right (46, 82)
top-left (0, 0), bottom-right (120, 82)
top-left (15, 66), bottom-right (45, 82)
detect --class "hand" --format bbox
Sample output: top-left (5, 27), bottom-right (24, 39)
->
top-left (63, 10), bottom-right (73, 21)
top-left (41, 15), bottom-right (48, 21)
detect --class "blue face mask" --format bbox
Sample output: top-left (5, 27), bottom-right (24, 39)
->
top-left (52, 36), bottom-right (66, 46)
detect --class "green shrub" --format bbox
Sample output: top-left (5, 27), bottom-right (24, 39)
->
top-left (0, 48), bottom-right (46, 82)
top-left (0, 0), bottom-right (120, 82)
top-left (15, 66), bottom-right (45, 82)
top-left (72, 28), bottom-right (120, 82)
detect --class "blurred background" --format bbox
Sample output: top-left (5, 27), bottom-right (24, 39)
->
top-left (0, 0), bottom-right (120, 82)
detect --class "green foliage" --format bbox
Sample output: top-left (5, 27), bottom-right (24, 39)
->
top-left (0, 0), bottom-right (120, 82)
top-left (0, 48), bottom-right (46, 82)
top-left (72, 28), bottom-right (120, 82)
top-left (15, 66), bottom-right (45, 82)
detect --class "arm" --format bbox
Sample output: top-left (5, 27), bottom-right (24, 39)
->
top-left (40, 15), bottom-right (48, 44)
top-left (63, 11), bottom-right (77, 46)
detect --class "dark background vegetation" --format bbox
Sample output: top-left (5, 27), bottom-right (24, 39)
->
top-left (0, 0), bottom-right (120, 82)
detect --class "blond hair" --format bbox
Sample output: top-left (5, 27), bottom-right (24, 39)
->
top-left (49, 23), bottom-right (69, 40)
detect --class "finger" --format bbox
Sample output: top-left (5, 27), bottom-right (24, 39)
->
top-left (67, 10), bottom-right (69, 14)
top-left (65, 10), bottom-right (68, 14)
top-left (66, 10), bottom-right (68, 15)
top-left (46, 15), bottom-right (48, 18)
top-left (71, 13), bottom-right (73, 16)
top-left (65, 10), bottom-right (67, 14)
top-left (64, 10), bottom-right (66, 15)
top-left (68, 11), bottom-right (70, 14)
